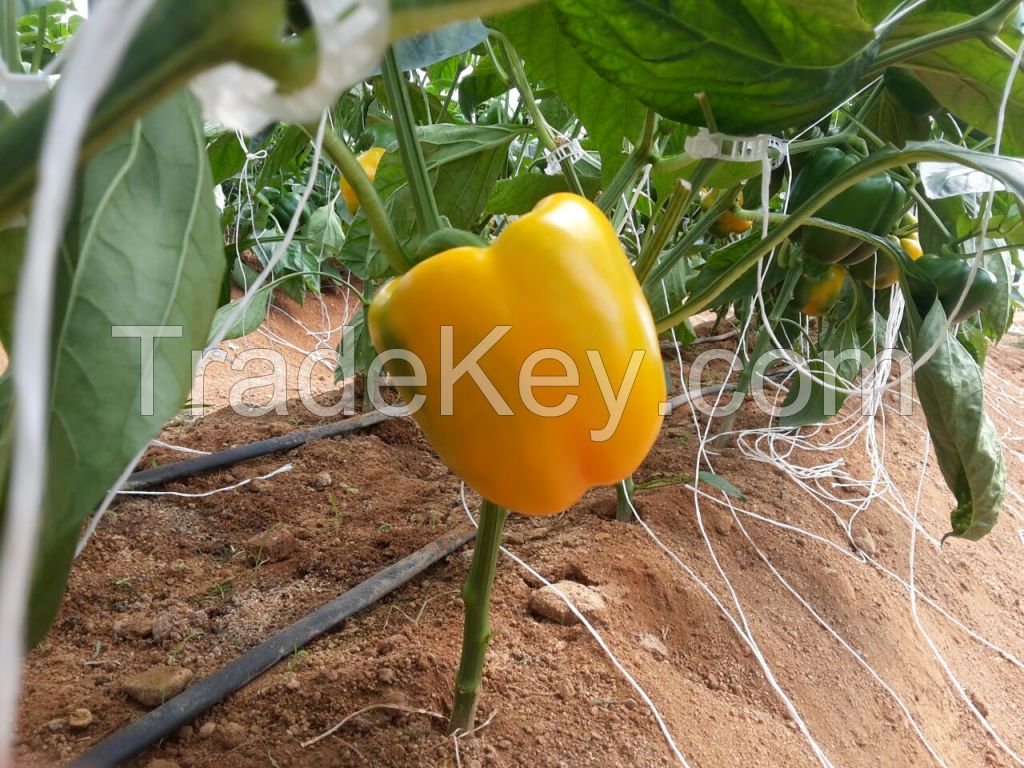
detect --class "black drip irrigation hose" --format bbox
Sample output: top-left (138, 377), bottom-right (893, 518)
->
top-left (66, 524), bottom-right (476, 768)
top-left (126, 410), bottom-right (392, 490)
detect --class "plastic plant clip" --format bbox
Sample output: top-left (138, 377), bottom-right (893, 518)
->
top-left (190, 0), bottom-right (388, 134)
top-left (0, 60), bottom-right (51, 116)
top-left (684, 128), bottom-right (788, 170)
top-left (543, 137), bottom-right (598, 176)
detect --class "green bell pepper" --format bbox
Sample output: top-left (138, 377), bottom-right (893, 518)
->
top-left (912, 255), bottom-right (999, 323)
top-left (788, 148), bottom-right (907, 265)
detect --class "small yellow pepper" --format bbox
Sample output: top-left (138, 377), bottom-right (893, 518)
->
top-left (901, 234), bottom-right (923, 260)
top-left (368, 194), bottom-right (666, 515)
top-left (341, 147), bottom-right (385, 214)
top-left (700, 187), bottom-right (752, 238)
top-left (794, 265), bottom-right (846, 316)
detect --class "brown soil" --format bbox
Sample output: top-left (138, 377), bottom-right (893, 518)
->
top-left (12, 311), bottom-right (1024, 768)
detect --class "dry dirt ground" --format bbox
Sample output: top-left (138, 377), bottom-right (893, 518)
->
top-left (12, 292), bottom-right (1024, 767)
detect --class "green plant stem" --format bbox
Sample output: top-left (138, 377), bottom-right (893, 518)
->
top-left (30, 3), bottom-right (46, 73)
top-left (381, 46), bottom-right (443, 237)
top-left (615, 477), bottom-right (635, 523)
top-left (642, 176), bottom-right (733, 288)
top-left (597, 109), bottom-right (658, 214)
top-left (314, 128), bottom-right (412, 275)
top-left (652, 145), bottom-right (972, 333)
top-left (490, 30), bottom-right (584, 196)
top-left (867, 0), bottom-right (1018, 75)
top-left (1, 0), bottom-right (19, 72)
top-left (0, 0), bottom-right (318, 226)
top-left (449, 500), bottom-right (508, 735)
top-left (714, 260), bottom-right (801, 443)
top-left (635, 180), bottom-right (690, 284)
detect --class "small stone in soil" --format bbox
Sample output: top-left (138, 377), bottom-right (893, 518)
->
top-left (377, 667), bottom-right (397, 685)
top-left (151, 611), bottom-right (175, 643)
top-left (112, 614), bottom-right (153, 640)
top-left (244, 526), bottom-right (296, 563)
top-left (122, 665), bottom-right (194, 708)
top-left (217, 722), bottom-right (247, 750)
top-left (638, 633), bottom-right (669, 659)
top-left (854, 529), bottom-right (878, 557)
top-left (198, 722), bottom-right (217, 739)
top-left (311, 472), bottom-right (332, 489)
top-left (67, 708), bottom-right (93, 730)
top-left (528, 581), bottom-right (607, 626)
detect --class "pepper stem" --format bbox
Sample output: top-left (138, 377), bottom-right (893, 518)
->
top-left (381, 46), bottom-right (444, 238)
top-left (448, 499), bottom-right (508, 735)
top-left (615, 477), bottom-right (635, 523)
top-left (314, 128), bottom-right (413, 275)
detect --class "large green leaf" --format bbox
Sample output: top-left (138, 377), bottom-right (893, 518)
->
top-left (485, 164), bottom-right (601, 215)
top-left (341, 124), bottom-right (520, 278)
top-left (545, 0), bottom-right (899, 134)
top-left (891, 14), bottom-right (1024, 154)
top-left (492, 3), bottom-right (646, 182)
top-left (912, 303), bottom-right (1005, 541)
top-left (2, 91), bottom-right (224, 643)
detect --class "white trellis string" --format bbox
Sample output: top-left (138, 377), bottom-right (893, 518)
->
top-left (117, 463), bottom-right (292, 498)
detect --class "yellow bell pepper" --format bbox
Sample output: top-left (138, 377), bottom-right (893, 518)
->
top-left (341, 147), bottom-right (385, 214)
top-left (700, 187), bottom-right (752, 238)
top-left (901, 234), bottom-right (923, 260)
top-left (368, 194), bottom-right (666, 515)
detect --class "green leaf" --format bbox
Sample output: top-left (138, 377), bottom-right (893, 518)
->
top-left (341, 124), bottom-right (520, 278)
top-left (980, 249), bottom-right (1013, 340)
top-left (697, 471), bottom-right (746, 500)
top-left (393, 19), bottom-right (488, 70)
top-left (686, 236), bottom-right (784, 309)
top-left (485, 165), bottom-right (600, 215)
top-left (892, 15), bottom-right (1024, 154)
top-left (253, 124), bottom-right (310, 190)
top-left (305, 205), bottom-right (345, 255)
top-left (206, 131), bottom-right (248, 186)
top-left (336, 303), bottom-right (376, 381)
top-left (207, 286), bottom-right (272, 344)
top-left (862, 86), bottom-right (931, 149)
top-left (0, 226), bottom-right (24, 349)
top-left (458, 56), bottom-right (509, 119)
top-left (912, 303), bottom-right (1005, 541)
top-left (779, 313), bottom-right (861, 427)
top-left (13, 91), bottom-right (223, 643)
top-left (492, 3), bottom-right (646, 181)
top-left (652, 154), bottom-right (760, 199)
top-left (546, 0), bottom-right (898, 134)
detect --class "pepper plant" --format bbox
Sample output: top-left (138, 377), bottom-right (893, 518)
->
top-left (1, 0), bottom-right (1024, 744)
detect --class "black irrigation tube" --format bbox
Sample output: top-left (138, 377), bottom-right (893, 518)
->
top-left (126, 410), bottom-right (392, 490)
top-left (66, 524), bottom-right (477, 768)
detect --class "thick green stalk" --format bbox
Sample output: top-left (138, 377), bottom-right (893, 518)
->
top-left (315, 128), bottom-right (412, 275)
top-left (653, 146), bottom-right (977, 333)
top-left (1, 0), bottom-right (19, 72)
top-left (30, 4), bottom-right (46, 73)
top-left (0, 0), bottom-right (317, 226)
top-left (867, 0), bottom-right (1018, 74)
top-left (615, 477), bottom-right (635, 523)
top-left (381, 46), bottom-right (443, 237)
top-left (643, 177), bottom-right (735, 288)
top-left (634, 180), bottom-right (690, 283)
top-left (449, 500), bottom-right (508, 735)
top-left (597, 109), bottom-right (658, 214)
top-left (490, 30), bottom-right (583, 196)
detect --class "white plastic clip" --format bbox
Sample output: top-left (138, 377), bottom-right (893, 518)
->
top-left (543, 138), bottom-right (591, 176)
top-left (684, 128), bottom-right (788, 170)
